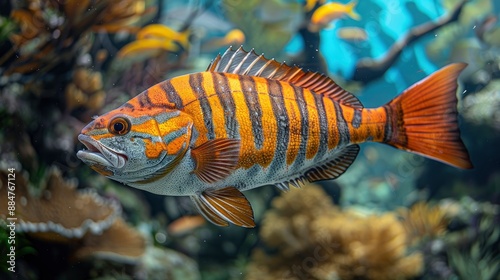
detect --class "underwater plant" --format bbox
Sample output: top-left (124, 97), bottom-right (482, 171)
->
top-left (2, 0), bottom-right (152, 77)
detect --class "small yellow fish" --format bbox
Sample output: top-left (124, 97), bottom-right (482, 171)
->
top-left (136, 24), bottom-right (190, 49)
top-left (309, 1), bottom-right (360, 32)
top-left (202, 29), bottom-right (246, 52)
top-left (117, 38), bottom-right (180, 58)
top-left (117, 24), bottom-right (189, 58)
top-left (77, 47), bottom-right (472, 228)
top-left (337, 26), bottom-right (368, 41)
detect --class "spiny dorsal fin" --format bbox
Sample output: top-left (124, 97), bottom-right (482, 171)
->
top-left (191, 187), bottom-right (255, 228)
top-left (207, 46), bottom-right (363, 108)
top-left (304, 144), bottom-right (360, 182)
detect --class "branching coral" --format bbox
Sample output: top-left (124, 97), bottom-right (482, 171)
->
top-left (247, 184), bottom-right (423, 280)
top-left (310, 213), bottom-right (423, 280)
top-left (398, 202), bottom-right (449, 245)
top-left (259, 183), bottom-right (337, 257)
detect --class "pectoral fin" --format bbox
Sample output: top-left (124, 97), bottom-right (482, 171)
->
top-left (190, 187), bottom-right (255, 228)
top-left (191, 138), bottom-right (240, 183)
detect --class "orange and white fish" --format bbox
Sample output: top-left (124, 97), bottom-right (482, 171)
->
top-left (77, 47), bottom-right (472, 228)
top-left (309, 1), bottom-right (360, 32)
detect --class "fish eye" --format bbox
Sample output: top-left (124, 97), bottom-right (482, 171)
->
top-left (108, 116), bottom-right (131, 135)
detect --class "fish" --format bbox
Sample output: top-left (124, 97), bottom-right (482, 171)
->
top-left (117, 24), bottom-right (189, 58)
top-left (201, 29), bottom-right (246, 52)
top-left (308, 1), bottom-right (360, 32)
top-left (76, 47), bottom-right (473, 228)
top-left (167, 215), bottom-right (206, 236)
top-left (336, 26), bottom-right (368, 41)
top-left (136, 24), bottom-right (190, 49)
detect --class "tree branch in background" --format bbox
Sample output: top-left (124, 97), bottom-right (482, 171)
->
top-left (351, 0), bottom-right (467, 84)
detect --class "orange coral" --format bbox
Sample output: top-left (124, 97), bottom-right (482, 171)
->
top-left (247, 184), bottom-right (424, 280)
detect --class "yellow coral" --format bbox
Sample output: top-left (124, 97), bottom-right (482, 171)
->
top-left (247, 184), bottom-right (423, 280)
top-left (398, 201), bottom-right (449, 245)
top-left (259, 183), bottom-right (337, 256)
top-left (65, 68), bottom-right (106, 111)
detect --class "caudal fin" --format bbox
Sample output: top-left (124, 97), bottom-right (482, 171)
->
top-left (346, 1), bottom-right (361, 20)
top-left (383, 63), bottom-right (473, 169)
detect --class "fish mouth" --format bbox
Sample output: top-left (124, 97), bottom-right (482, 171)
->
top-left (76, 134), bottom-right (128, 169)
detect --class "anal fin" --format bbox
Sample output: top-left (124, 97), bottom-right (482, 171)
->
top-left (191, 196), bottom-right (229, 227)
top-left (191, 187), bottom-right (255, 228)
top-left (304, 144), bottom-right (360, 182)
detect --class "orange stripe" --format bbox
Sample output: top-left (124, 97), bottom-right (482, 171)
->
top-left (200, 73), bottom-right (227, 139)
top-left (341, 106), bottom-right (387, 144)
top-left (281, 81), bottom-right (301, 165)
top-left (171, 75), bottom-right (208, 146)
top-left (341, 106), bottom-right (358, 141)
top-left (169, 75), bottom-right (199, 106)
top-left (361, 108), bottom-right (386, 142)
top-left (303, 90), bottom-right (320, 159)
top-left (143, 138), bottom-right (168, 159)
top-left (226, 74), bottom-right (255, 168)
top-left (323, 98), bottom-right (339, 149)
top-left (253, 76), bottom-right (277, 167)
top-left (144, 84), bottom-right (176, 107)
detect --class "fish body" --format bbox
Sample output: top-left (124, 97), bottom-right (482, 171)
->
top-left (77, 47), bottom-right (472, 228)
top-left (309, 1), bottom-right (360, 32)
top-left (337, 27), bottom-right (368, 41)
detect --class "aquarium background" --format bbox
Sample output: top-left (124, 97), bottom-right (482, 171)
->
top-left (0, 0), bottom-right (499, 279)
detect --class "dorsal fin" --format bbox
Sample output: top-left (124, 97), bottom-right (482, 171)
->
top-left (207, 46), bottom-right (363, 108)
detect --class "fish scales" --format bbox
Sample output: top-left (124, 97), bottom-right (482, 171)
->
top-left (141, 72), bottom-right (386, 174)
top-left (77, 47), bottom-right (472, 228)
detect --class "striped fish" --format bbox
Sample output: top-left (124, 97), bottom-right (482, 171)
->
top-left (77, 47), bottom-right (472, 228)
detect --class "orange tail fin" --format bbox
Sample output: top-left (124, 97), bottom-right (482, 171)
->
top-left (382, 63), bottom-right (472, 169)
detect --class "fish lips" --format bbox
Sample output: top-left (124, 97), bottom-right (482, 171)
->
top-left (77, 134), bottom-right (128, 169)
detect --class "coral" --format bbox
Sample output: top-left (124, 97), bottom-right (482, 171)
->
top-left (0, 167), bottom-right (146, 262)
top-left (136, 246), bottom-right (201, 280)
top-left (397, 202), bottom-right (449, 245)
top-left (337, 145), bottom-right (426, 213)
top-left (74, 217), bottom-right (145, 262)
top-left (247, 185), bottom-right (423, 280)
top-left (259, 183), bottom-right (337, 256)
top-left (463, 79), bottom-right (500, 131)
top-left (444, 197), bottom-right (500, 280)
top-left (0, 167), bottom-right (120, 240)
top-left (2, 0), bottom-right (151, 75)
top-left (65, 68), bottom-right (106, 112)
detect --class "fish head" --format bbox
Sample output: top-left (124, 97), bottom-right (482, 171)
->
top-left (77, 105), bottom-right (193, 184)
